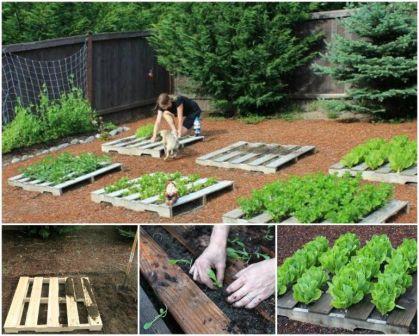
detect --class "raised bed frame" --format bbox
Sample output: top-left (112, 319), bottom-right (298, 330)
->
top-left (329, 162), bottom-right (417, 184)
top-left (8, 163), bottom-right (122, 196)
top-left (102, 135), bottom-right (204, 158)
top-left (196, 141), bottom-right (315, 174)
top-left (4, 276), bottom-right (102, 333)
top-left (92, 176), bottom-right (234, 218)
top-left (277, 274), bottom-right (417, 334)
top-left (223, 200), bottom-right (409, 223)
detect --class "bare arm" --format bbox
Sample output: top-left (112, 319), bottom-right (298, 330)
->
top-left (177, 104), bottom-right (184, 137)
top-left (151, 110), bottom-right (163, 141)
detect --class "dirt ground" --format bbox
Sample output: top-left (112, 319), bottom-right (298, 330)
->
top-left (2, 117), bottom-right (416, 223)
top-left (2, 225), bottom-right (138, 334)
top-left (277, 224), bottom-right (417, 334)
top-left (141, 225), bottom-right (275, 334)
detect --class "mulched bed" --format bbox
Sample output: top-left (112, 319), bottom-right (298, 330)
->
top-left (2, 117), bottom-right (416, 223)
top-left (2, 226), bottom-right (138, 334)
top-left (277, 224), bottom-right (417, 334)
top-left (141, 225), bottom-right (275, 334)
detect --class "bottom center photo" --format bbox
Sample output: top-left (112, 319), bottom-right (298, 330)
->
top-left (139, 225), bottom-right (276, 334)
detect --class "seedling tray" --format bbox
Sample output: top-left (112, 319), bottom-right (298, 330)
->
top-left (196, 141), bottom-right (315, 174)
top-left (277, 273), bottom-right (417, 334)
top-left (329, 162), bottom-right (417, 184)
top-left (91, 176), bottom-right (234, 218)
top-left (4, 276), bottom-right (102, 333)
top-left (8, 163), bottom-right (122, 196)
top-left (102, 135), bottom-right (204, 158)
top-left (223, 200), bottom-right (409, 223)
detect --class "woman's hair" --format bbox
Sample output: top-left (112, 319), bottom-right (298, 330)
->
top-left (153, 93), bottom-right (172, 112)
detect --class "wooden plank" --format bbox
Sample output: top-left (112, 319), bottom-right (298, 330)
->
top-left (400, 165), bottom-right (417, 176)
top-left (197, 141), bottom-right (247, 161)
top-left (345, 295), bottom-right (375, 321)
top-left (47, 277), bottom-right (60, 328)
top-left (140, 287), bottom-right (171, 334)
top-left (65, 278), bottom-right (80, 327)
top-left (4, 277), bottom-right (30, 331)
top-left (25, 277), bottom-right (43, 327)
top-left (81, 277), bottom-right (102, 330)
top-left (360, 200), bottom-right (409, 223)
top-left (230, 152), bottom-right (260, 164)
top-left (213, 150), bottom-right (244, 162)
top-left (277, 290), bottom-right (298, 309)
top-left (265, 146), bottom-right (315, 169)
top-left (247, 153), bottom-right (278, 166)
top-left (308, 293), bottom-right (333, 315)
top-left (140, 229), bottom-right (230, 334)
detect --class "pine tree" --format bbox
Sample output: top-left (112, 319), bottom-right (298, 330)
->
top-left (314, 3), bottom-right (417, 118)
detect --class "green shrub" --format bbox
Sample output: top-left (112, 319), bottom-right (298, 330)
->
top-left (2, 85), bottom-right (96, 153)
top-left (135, 124), bottom-right (154, 138)
top-left (314, 3), bottom-right (417, 119)
top-left (22, 225), bottom-right (80, 239)
top-left (150, 3), bottom-right (321, 116)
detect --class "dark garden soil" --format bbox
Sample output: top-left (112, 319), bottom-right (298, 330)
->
top-left (2, 117), bottom-right (416, 223)
top-left (2, 226), bottom-right (138, 334)
top-left (277, 224), bottom-right (417, 334)
top-left (141, 225), bottom-right (275, 334)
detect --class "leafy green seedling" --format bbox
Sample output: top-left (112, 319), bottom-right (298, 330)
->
top-left (143, 306), bottom-right (168, 330)
top-left (255, 252), bottom-right (271, 260)
top-left (264, 225), bottom-right (275, 240)
top-left (207, 269), bottom-right (222, 288)
top-left (168, 258), bottom-right (193, 267)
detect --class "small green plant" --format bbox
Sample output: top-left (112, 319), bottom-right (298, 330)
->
top-left (143, 306), bottom-right (168, 330)
top-left (135, 124), bottom-right (154, 138)
top-left (168, 258), bottom-right (193, 267)
top-left (239, 114), bottom-right (266, 124)
top-left (264, 225), bottom-right (274, 240)
top-left (207, 269), bottom-right (222, 288)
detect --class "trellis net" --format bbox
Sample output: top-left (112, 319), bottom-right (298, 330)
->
top-left (2, 41), bottom-right (87, 124)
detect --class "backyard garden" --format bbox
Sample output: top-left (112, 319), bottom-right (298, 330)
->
top-left (2, 2), bottom-right (417, 224)
top-left (2, 225), bottom-right (138, 333)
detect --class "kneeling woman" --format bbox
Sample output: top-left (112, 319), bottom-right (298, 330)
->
top-left (151, 93), bottom-right (201, 142)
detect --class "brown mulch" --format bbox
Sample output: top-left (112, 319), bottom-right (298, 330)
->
top-left (276, 225), bottom-right (417, 334)
top-left (2, 117), bottom-right (416, 223)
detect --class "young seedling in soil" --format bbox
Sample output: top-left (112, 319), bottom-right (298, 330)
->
top-left (264, 225), bottom-right (275, 241)
top-left (227, 238), bottom-right (270, 263)
top-left (208, 269), bottom-right (222, 288)
top-left (168, 258), bottom-right (193, 267)
top-left (143, 305), bottom-right (168, 330)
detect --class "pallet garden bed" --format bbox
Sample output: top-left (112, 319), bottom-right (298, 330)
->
top-left (102, 135), bottom-right (204, 158)
top-left (196, 141), bottom-right (315, 173)
top-left (92, 172), bottom-right (233, 218)
top-left (223, 173), bottom-right (409, 223)
top-left (277, 231), bottom-right (417, 334)
top-left (8, 153), bottom-right (121, 196)
top-left (331, 135), bottom-right (417, 184)
top-left (4, 276), bottom-right (102, 333)
top-left (140, 225), bottom-right (275, 334)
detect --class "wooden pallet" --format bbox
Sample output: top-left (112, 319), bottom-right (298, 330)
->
top-left (92, 176), bottom-right (233, 218)
top-left (223, 200), bottom-right (409, 223)
top-left (140, 229), bottom-right (230, 334)
top-left (102, 135), bottom-right (204, 158)
top-left (277, 274), bottom-right (417, 334)
top-left (329, 162), bottom-right (417, 184)
top-left (8, 163), bottom-right (122, 196)
top-left (4, 276), bottom-right (102, 333)
top-left (196, 141), bottom-right (315, 174)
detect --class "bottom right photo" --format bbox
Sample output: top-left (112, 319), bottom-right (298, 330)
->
top-left (277, 225), bottom-right (417, 334)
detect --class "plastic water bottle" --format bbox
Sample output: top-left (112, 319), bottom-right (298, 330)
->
top-left (193, 116), bottom-right (201, 136)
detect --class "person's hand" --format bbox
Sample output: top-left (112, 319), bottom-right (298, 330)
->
top-left (226, 258), bottom-right (275, 309)
top-left (150, 135), bottom-right (157, 142)
top-left (190, 244), bottom-right (226, 289)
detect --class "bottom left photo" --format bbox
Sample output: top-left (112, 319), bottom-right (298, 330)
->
top-left (2, 225), bottom-right (138, 334)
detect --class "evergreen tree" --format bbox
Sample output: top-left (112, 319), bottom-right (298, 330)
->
top-left (314, 3), bottom-right (417, 118)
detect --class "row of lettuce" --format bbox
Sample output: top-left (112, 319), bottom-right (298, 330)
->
top-left (278, 233), bottom-right (416, 315)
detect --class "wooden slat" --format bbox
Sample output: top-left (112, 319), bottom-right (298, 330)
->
top-left (346, 295), bottom-right (375, 321)
top-left (213, 150), bottom-right (244, 162)
top-left (360, 200), bottom-right (408, 223)
top-left (25, 277), bottom-right (43, 326)
top-left (230, 152), bottom-right (260, 164)
top-left (4, 277), bottom-right (30, 329)
top-left (277, 290), bottom-right (298, 309)
top-left (47, 277), bottom-right (60, 327)
top-left (247, 153), bottom-right (278, 166)
top-left (81, 277), bottom-right (102, 330)
top-left (308, 293), bottom-right (333, 315)
top-left (140, 229), bottom-right (230, 334)
top-left (65, 278), bottom-right (80, 327)
top-left (400, 165), bottom-right (417, 176)
top-left (197, 141), bottom-right (247, 161)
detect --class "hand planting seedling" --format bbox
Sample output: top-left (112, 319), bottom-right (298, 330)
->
top-left (168, 258), bottom-right (193, 267)
top-left (207, 269), bottom-right (222, 288)
top-left (143, 305), bottom-right (168, 330)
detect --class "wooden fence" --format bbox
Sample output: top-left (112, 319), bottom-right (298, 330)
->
top-left (2, 31), bottom-right (171, 122)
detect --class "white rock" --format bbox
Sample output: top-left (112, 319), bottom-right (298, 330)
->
top-left (49, 146), bottom-right (58, 152)
top-left (122, 126), bottom-right (130, 131)
top-left (95, 133), bottom-right (101, 139)
top-left (70, 139), bottom-right (79, 145)
top-left (41, 149), bottom-right (49, 155)
top-left (109, 129), bottom-right (119, 137)
top-left (21, 155), bottom-right (29, 160)
top-left (11, 157), bottom-right (20, 164)
top-left (85, 136), bottom-right (95, 143)
top-left (28, 155), bottom-right (34, 158)
top-left (57, 143), bottom-right (69, 150)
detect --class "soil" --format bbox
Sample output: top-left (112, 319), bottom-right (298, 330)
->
top-left (2, 226), bottom-right (138, 334)
top-left (277, 224), bottom-right (417, 334)
top-left (2, 117), bottom-right (416, 223)
top-left (141, 225), bottom-right (275, 334)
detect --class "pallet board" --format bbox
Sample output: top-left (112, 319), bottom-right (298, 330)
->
top-left (277, 274), bottom-right (417, 334)
top-left (8, 163), bottom-right (122, 196)
top-left (4, 276), bottom-right (102, 333)
top-left (329, 162), bottom-right (417, 184)
top-left (92, 176), bottom-right (233, 218)
top-left (196, 141), bottom-right (315, 174)
top-left (102, 135), bottom-right (204, 158)
top-left (223, 200), bottom-right (409, 223)
top-left (140, 229), bottom-right (230, 334)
